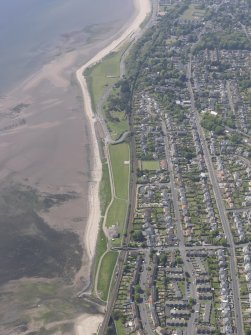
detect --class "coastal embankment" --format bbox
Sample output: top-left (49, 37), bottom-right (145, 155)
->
top-left (75, 0), bottom-right (151, 333)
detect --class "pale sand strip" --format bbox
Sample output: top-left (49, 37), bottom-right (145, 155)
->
top-left (76, 0), bottom-right (151, 266)
top-left (74, 314), bottom-right (104, 335)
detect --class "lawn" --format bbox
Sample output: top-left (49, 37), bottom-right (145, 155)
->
top-left (115, 320), bottom-right (127, 335)
top-left (109, 143), bottom-right (130, 200)
top-left (106, 198), bottom-right (128, 232)
top-left (107, 110), bottom-right (129, 141)
top-left (140, 160), bottom-right (160, 171)
top-left (181, 4), bottom-right (205, 20)
top-left (97, 251), bottom-right (118, 301)
top-left (99, 162), bottom-right (112, 216)
top-left (85, 48), bottom-right (125, 110)
top-left (94, 226), bottom-right (107, 274)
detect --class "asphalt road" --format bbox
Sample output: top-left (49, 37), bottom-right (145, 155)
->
top-left (162, 118), bottom-right (197, 335)
top-left (139, 251), bottom-right (155, 335)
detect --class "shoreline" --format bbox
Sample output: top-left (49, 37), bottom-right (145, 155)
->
top-left (76, 0), bottom-right (151, 270)
top-left (75, 0), bottom-right (151, 333)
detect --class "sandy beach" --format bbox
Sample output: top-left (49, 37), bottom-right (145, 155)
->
top-left (76, 0), bottom-right (151, 272)
top-left (75, 0), bottom-right (151, 332)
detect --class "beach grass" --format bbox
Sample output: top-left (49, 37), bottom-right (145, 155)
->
top-left (97, 251), bottom-right (118, 301)
top-left (85, 48), bottom-right (125, 110)
top-left (99, 162), bottom-right (112, 216)
top-left (109, 143), bottom-right (130, 200)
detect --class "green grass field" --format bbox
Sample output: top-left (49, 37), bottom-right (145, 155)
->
top-left (140, 160), bottom-right (160, 171)
top-left (107, 111), bottom-right (129, 141)
top-left (115, 320), bottom-right (127, 335)
top-left (106, 198), bottom-right (128, 231)
top-left (94, 227), bottom-right (107, 274)
top-left (181, 4), bottom-right (205, 20)
top-left (85, 48), bottom-right (125, 110)
top-left (99, 162), bottom-right (112, 216)
top-left (97, 251), bottom-right (118, 301)
top-left (109, 143), bottom-right (130, 200)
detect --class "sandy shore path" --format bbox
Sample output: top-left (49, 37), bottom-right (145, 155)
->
top-left (76, 0), bottom-right (151, 265)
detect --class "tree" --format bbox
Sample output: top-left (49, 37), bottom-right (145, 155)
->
top-left (106, 326), bottom-right (115, 335)
top-left (135, 293), bottom-right (141, 303)
top-left (176, 255), bottom-right (183, 264)
top-left (135, 284), bottom-right (142, 294)
top-left (230, 133), bottom-right (242, 144)
top-left (132, 230), bottom-right (144, 242)
top-left (160, 254), bottom-right (167, 266)
top-left (189, 297), bottom-right (196, 306)
top-left (113, 310), bottom-right (121, 320)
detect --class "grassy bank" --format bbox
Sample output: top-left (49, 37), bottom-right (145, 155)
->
top-left (97, 251), bottom-right (118, 301)
top-left (94, 226), bottom-right (107, 274)
top-left (99, 162), bottom-right (112, 216)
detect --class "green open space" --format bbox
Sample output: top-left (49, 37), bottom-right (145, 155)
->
top-left (85, 47), bottom-right (126, 110)
top-left (99, 162), bottom-right (112, 216)
top-left (181, 4), bottom-right (205, 20)
top-left (140, 159), bottom-right (160, 171)
top-left (94, 226), bottom-right (107, 274)
top-left (109, 143), bottom-right (130, 200)
top-left (97, 251), bottom-right (118, 301)
top-left (106, 110), bottom-right (129, 141)
top-left (115, 320), bottom-right (127, 335)
top-left (106, 198), bottom-right (128, 231)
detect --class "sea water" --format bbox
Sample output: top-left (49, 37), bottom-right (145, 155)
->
top-left (0, 0), bottom-right (134, 95)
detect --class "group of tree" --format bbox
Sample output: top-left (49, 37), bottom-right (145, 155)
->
top-left (195, 30), bottom-right (251, 52)
top-left (106, 79), bottom-right (131, 116)
top-left (132, 230), bottom-right (144, 242)
top-left (201, 112), bottom-right (225, 135)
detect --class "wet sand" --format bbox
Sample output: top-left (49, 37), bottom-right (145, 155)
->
top-left (0, 14), bottom-right (136, 290)
top-left (0, 0), bottom-right (151, 333)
